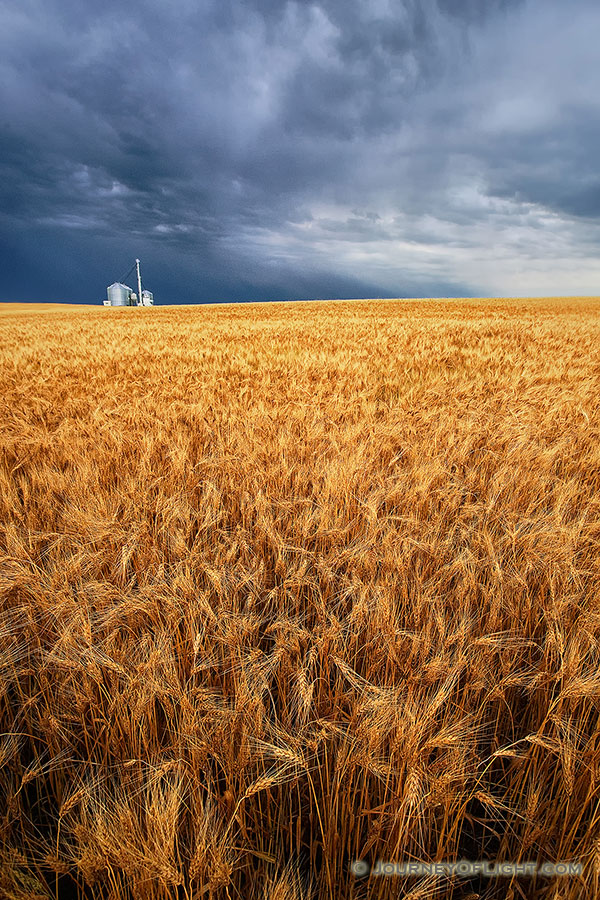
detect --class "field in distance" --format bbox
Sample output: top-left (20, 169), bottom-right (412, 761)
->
top-left (1, 297), bottom-right (599, 900)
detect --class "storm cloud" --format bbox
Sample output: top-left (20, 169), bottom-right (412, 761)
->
top-left (1, 0), bottom-right (599, 303)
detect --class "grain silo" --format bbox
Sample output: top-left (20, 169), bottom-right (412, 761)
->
top-left (104, 260), bottom-right (156, 306)
top-left (107, 283), bottom-right (134, 306)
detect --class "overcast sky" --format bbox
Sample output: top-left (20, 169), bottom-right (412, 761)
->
top-left (1, 0), bottom-right (599, 304)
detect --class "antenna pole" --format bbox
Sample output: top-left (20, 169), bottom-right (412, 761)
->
top-left (136, 258), bottom-right (142, 306)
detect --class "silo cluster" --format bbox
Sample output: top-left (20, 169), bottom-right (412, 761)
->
top-left (104, 261), bottom-right (155, 306)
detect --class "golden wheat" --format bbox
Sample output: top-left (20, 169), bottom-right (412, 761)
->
top-left (1, 296), bottom-right (599, 900)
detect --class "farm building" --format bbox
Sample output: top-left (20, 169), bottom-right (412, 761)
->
top-left (103, 260), bottom-right (154, 306)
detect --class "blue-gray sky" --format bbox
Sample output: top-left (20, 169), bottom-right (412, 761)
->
top-left (1, 0), bottom-right (599, 304)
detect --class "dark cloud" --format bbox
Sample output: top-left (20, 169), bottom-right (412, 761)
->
top-left (0, 0), bottom-right (598, 304)
top-left (437, 0), bottom-right (521, 22)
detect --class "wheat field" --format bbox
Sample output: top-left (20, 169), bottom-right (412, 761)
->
top-left (1, 297), bottom-right (599, 900)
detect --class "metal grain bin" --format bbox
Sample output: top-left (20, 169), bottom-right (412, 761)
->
top-left (107, 282), bottom-right (132, 306)
top-left (141, 290), bottom-right (154, 306)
